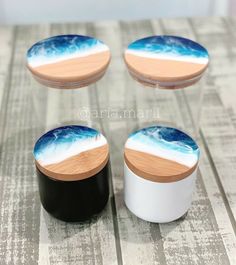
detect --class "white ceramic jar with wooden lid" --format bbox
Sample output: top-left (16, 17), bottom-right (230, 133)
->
top-left (26, 34), bottom-right (111, 130)
top-left (124, 125), bottom-right (200, 223)
top-left (124, 36), bottom-right (209, 138)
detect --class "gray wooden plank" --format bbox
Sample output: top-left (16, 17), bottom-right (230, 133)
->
top-left (0, 25), bottom-right (15, 264)
top-left (0, 26), bottom-right (13, 110)
top-left (0, 24), bottom-right (50, 265)
top-left (0, 25), bottom-right (14, 152)
top-left (189, 16), bottom-right (236, 228)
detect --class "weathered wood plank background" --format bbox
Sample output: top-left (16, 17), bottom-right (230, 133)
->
top-left (0, 17), bottom-right (236, 265)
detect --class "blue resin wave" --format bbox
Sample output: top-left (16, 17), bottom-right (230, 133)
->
top-left (27, 35), bottom-right (109, 67)
top-left (34, 125), bottom-right (107, 166)
top-left (126, 126), bottom-right (200, 167)
top-left (126, 36), bottom-right (209, 64)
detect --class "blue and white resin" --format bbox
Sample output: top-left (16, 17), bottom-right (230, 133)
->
top-left (126, 36), bottom-right (209, 64)
top-left (125, 126), bottom-right (200, 168)
top-left (34, 125), bottom-right (107, 166)
top-left (27, 35), bottom-right (109, 67)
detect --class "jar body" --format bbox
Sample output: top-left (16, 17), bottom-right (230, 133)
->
top-left (31, 85), bottom-right (90, 132)
top-left (124, 162), bottom-right (197, 223)
top-left (153, 83), bottom-right (203, 139)
top-left (136, 81), bottom-right (204, 139)
top-left (36, 163), bottom-right (110, 222)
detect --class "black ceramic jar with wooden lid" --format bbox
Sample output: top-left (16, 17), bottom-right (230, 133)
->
top-left (33, 125), bottom-right (110, 222)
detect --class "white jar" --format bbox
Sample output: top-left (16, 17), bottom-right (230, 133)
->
top-left (124, 125), bottom-right (200, 223)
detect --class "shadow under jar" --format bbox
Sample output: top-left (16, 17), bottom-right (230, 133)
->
top-left (26, 34), bottom-right (111, 130)
top-left (124, 125), bottom-right (200, 223)
top-left (33, 125), bottom-right (110, 222)
top-left (124, 35), bottom-right (209, 138)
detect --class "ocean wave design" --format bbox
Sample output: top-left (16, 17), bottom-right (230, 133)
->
top-left (34, 125), bottom-right (107, 166)
top-left (27, 35), bottom-right (109, 67)
top-left (126, 126), bottom-right (199, 168)
top-left (126, 36), bottom-right (209, 64)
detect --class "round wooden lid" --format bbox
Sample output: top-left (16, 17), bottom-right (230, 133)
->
top-left (27, 35), bottom-right (111, 89)
top-left (33, 125), bottom-right (109, 181)
top-left (124, 35), bottom-right (209, 89)
top-left (124, 126), bottom-right (200, 183)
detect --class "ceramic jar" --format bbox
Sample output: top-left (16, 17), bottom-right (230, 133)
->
top-left (124, 125), bottom-right (200, 223)
top-left (33, 125), bottom-right (110, 222)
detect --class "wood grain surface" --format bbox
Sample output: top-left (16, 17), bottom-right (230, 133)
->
top-left (127, 67), bottom-right (203, 89)
top-left (124, 53), bottom-right (208, 81)
top-left (0, 17), bottom-right (236, 265)
top-left (36, 144), bottom-right (109, 181)
top-left (27, 50), bottom-right (111, 88)
top-left (124, 148), bottom-right (198, 182)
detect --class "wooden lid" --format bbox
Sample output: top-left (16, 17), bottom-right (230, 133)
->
top-left (124, 126), bottom-right (200, 183)
top-left (124, 35), bottom-right (209, 89)
top-left (33, 125), bottom-right (109, 181)
top-left (27, 35), bottom-right (111, 89)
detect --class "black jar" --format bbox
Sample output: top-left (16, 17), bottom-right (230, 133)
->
top-left (33, 125), bottom-right (110, 222)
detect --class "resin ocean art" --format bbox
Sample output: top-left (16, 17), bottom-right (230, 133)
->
top-left (125, 36), bottom-right (209, 65)
top-left (34, 125), bottom-right (107, 167)
top-left (27, 35), bottom-right (109, 68)
top-left (125, 126), bottom-right (200, 168)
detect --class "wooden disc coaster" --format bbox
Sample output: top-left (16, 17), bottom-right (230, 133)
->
top-left (124, 125), bottom-right (200, 183)
top-left (124, 35), bottom-right (209, 89)
top-left (34, 125), bottom-right (109, 181)
top-left (27, 35), bottom-right (111, 89)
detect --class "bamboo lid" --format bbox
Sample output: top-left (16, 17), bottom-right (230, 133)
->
top-left (124, 35), bottom-right (209, 89)
top-left (27, 35), bottom-right (111, 89)
top-left (124, 126), bottom-right (200, 183)
top-left (33, 125), bottom-right (109, 181)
